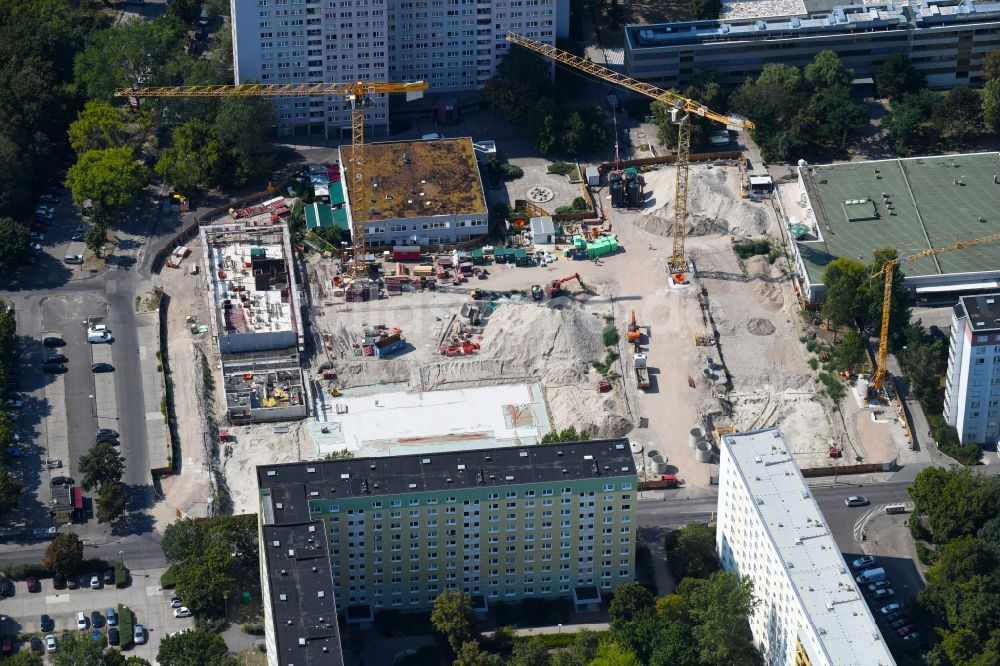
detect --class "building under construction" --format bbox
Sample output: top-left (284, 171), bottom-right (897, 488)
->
top-left (199, 217), bottom-right (308, 424)
top-left (786, 152), bottom-right (1000, 304)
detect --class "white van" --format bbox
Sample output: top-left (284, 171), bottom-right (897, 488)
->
top-left (88, 330), bottom-right (112, 344)
top-left (64, 254), bottom-right (83, 265)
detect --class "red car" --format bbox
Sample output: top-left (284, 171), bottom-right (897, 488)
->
top-left (25, 576), bottom-right (40, 593)
top-left (897, 624), bottom-right (916, 637)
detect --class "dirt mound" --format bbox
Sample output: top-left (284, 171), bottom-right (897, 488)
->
top-left (747, 318), bottom-right (775, 336)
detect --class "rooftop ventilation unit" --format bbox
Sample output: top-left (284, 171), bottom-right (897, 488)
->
top-left (457, 464), bottom-right (466, 470)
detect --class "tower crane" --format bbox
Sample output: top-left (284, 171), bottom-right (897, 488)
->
top-left (870, 230), bottom-right (1000, 393)
top-left (505, 33), bottom-right (754, 278)
top-left (114, 81), bottom-right (428, 279)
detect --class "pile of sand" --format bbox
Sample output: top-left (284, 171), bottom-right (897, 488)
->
top-left (633, 166), bottom-right (768, 238)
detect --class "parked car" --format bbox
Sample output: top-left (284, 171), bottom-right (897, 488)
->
top-left (90, 611), bottom-right (103, 628)
top-left (30, 232), bottom-right (45, 242)
top-left (64, 254), bottom-right (83, 265)
top-left (133, 624), bottom-right (146, 645)
top-left (874, 588), bottom-right (896, 599)
top-left (867, 581), bottom-right (891, 592)
top-left (170, 597), bottom-right (183, 608)
top-left (881, 603), bottom-right (902, 615)
top-left (40, 193), bottom-right (59, 203)
top-left (897, 624), bottom-right (917, 637)
top-left (26, 576), bottom-right (40, 593)
top-left (53, 574), bottom-right (66, 589)
top-left (44, 354), bottom-right (68, 364)
top-left (173, 606), bottom-right (192, 618)
top-left (91, 363), bottom-right (114, 373)
top-left (891, 618), bottom-right (909, 629)
top-left (67, 576), bottom-right (79, 590)
top-left (903, 632), bottom-right (922, 642)
top-left (851, 555), bottom-right (876, 569)
top-left (108, 627), bottom-right (120, 646)
top-left (43, 337), bottom-right (66, 347)
top-left (45, 634), bottom-right (57, 652)
top-left (71, 234), bottom-right (85, 242)
top-left (42, 364), bottom-right (67, 374)
top-left (74, 225), bottom-right (89, 234)
top-left (106, 607), bottom-right (117, 626)
top-left (29, 636), bottom-right (42, 653)
top-left (40, 614), bottom-right (54, 632)
top-left (103, 570), bottom-right (114, 585)
top-left (34, 206), bottom-right (54, 219)
top-left (96, 433), bottom-right (118, 445)
top-left (97, 429), bottom-right (119, 438)
top-left (91, 629), bottom-right (102, 643)
top-left (30, 243), bottom-right (42, 253)
top-left (90, 575), bottom-right (100, 589)
top-left (51, 476), bottom-right (74, 486)
top-left (845, 495), bottom-right (869, 507)
top-left (76, 612), bottom-right (88, 630)
top-left (0, 580), bottom-right (13, 597)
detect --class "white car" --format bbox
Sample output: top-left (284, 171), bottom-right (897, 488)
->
top-left (168, 629), bottom-right (191, 638)
top-left (76, 611), bottom-right (87, 630)
top-left (169, 597), bottom-right (183, 608)
top-left (90, 575), bottom-right (100, 589)
top-left (880, 603), bottom-right (902, 615)
top-left (45, 634), bottom-right (57, 652)
top-left (173, 606), bottom-right (192, 618)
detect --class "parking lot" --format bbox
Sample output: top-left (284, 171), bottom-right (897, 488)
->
top-left (0, 566), bottom-right (186, 660)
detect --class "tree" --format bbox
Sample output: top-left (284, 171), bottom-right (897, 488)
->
top-left (979, 516), bottom-right (1000, 545)
top-left (934, 86), bottom-right (981, 145)
top-left (155, 120), bottom-right (222, 193)
top-left (865, 249), bottom-right (910, 349)
top-left (431, 589), bottom-right (476, 653)
top-left (685, 571), bottom-right (758, 666)
top-left (482, 45), bottom-right (551, 123)
top-left (453, 641), bottom-right (503, 666)
top-left (689, 0), bottom-right (722, 20)
top-left (84, 222), bottom-right (106, 256)
top-left (168, 0), bottom-right (205, 25)
top-left (984, 49), bottom-right (1000, 81)
top-left (4, 652), bottom-right (43, 666)
top-left (908, 467), bottom-right (1000, 543)
top-left (609, 582), bottom-right (655, 626)
top-left (0, 466), bottom-right (18, 519)
top-left (820, 257), bottom-right (868, 330)
top-left (900, 335), bottom-right (947, 414)
top-left (68, 101), bottom-right (128, 154)
top-left (882, 89), bottom-right (939, 155)
top-left (66, 147), bottom-right (148, 210)
top-left (157, 630), bottom-right (234, 666)
top-left (875, 53), bottom-right (925, 100)
top-left (833, 330), bottom-right (866, 372)
top-left (162, 519), bottom-right (205, 564)
top-left (79, 441), bottom-right (126, 492)
top-left (561, 110), bottom-right (588, 158)
top-left (323, 448), bottom-right (354, 461)
top-left (588, 640), bottom-right (642, 666)
top-left (0, 217), bottom-right (30, 275)
top-left (551, 630), bottom-right (601, 666)
top-left (174, 539), bottom-right (236, 617)
top-left (811, 89), bottom-right (867, 148)
top-left (97, 481), bottom-right (129, 524)
top-left (525, 97), bottom-right (561, 157)
top-left (654, 594), bottom-right (688, 624)
top-left (664, 522), bottom-right (720, 581)
top-left (50, 629), bottom-right (106, 665)
top-left (215, 96), bottom-right (275, 187)
top-left (983, 79), bottom-right (1000, 131)
top-left (43, 532), bottom-right (84, 575)
top-left (509, 638), bottom-right (552, 666)
top-left (804, 50), bottom-right (853, 92)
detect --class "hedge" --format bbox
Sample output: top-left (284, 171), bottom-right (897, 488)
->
top-left (241, 623), bottom-right (265, 635)
top-left (514, 630), bottom-right (610, 649)
top-left (0, 564), bottom-right (50, 580)
top-left (118, 604), bottom-right (135, 650)
top-left (113, 562), bottom-right (130, 589)
top-left (160, 564), bottom-right (179, 589)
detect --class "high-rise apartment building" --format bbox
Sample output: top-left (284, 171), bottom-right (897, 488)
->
top-left (944, 294), bottom-right (1000, 445)
top-left (717, 428), bottom-right (896, 666)
top-left (231, 0), bottom-right (567, 137)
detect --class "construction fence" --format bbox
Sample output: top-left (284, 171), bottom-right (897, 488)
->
top-left (597, 150), bottom-right (743, 174)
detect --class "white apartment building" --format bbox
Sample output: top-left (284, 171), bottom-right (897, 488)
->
top-left (944, 294), bottom-right (1000, 445)
top-left (717, 428), bottom-right (896, 666)
top-left (231, 0), bottom-right (568, 138)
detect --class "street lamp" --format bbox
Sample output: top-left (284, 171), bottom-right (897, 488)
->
top-left (89, 394), bottom-right (96, 418)
top-left (118, 550), bottom-right (124, 566)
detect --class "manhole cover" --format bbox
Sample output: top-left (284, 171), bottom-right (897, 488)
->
top-left (526, 185), bottom-right (555, 204)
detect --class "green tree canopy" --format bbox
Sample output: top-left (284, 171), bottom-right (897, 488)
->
top-left (654, 594), bottom-right (689, 624)
top-left (453, 641), bottom-right (503, 666)
top-left (882, 89), bottom-right (939, 155)
top-left (686, 571), bottom-right (758, 666)
top-left (665, 522), bottom-right (720, 581)
top-left (609, 582), bottom-right (655, 626)
top-left (865, 248), bottom-right (910, 348)
top-left (79, 441), bottom-right (126, 492)
top-left (983, 79), bottom-right (1000, 132)
top-left (43, 532), bottom-right (84, 575)
top-left (482, 45), bottom-right (551, 123)
top-left (908, 467), bottom-right (1000, 543)
top-left (66, 147), bottom-right (148, 210)
top-left (215, 96), bottom-right (276, 187)
top-left (162, 518), bottom-right (206, 564)
top-left (157, 630), bottom-right (235, 666)
top-left (155, 119), bottom-right (222, 193)
top-left (820, 257), bottom-right (868, 329)
top-left (810, 89), bottom-right (867, 148)
top-left (4, 651), bottom-right (43, 666)
top-left (0, 217), bottom-right (30, 277)
top-left (431, 589), bottom-right (476, 653)
top-left (934, 86), bottom-right (982, 145)
top-left (97, 481), bottom-right (130, 524)
top-left (173, 539), bottom-right (236, 617)
top-left (588, 640), bottom-right (642, 666)
top-left (508, 638), bottom-right (552, 666)
top-left (804, 50), bottom-right (853, 91)
top-left (68, 101), bottom-right (129, 154)
top-left (875, 53), bottom-right (925, 100)
top-left (983, 49), bottom-right (1000, 81)
top-left (833, 329), bottom-right (866, 372)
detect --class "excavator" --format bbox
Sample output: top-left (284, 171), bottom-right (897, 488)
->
top-left (544, 273), bottom-right (586, 298)
top-left (626, 310), bottom-right (642, 343)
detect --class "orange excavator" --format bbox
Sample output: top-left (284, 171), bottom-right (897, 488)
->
top-left (544, 273), bottom-right (586, 298)
top-left (626, 310), bottom-right (642, 343)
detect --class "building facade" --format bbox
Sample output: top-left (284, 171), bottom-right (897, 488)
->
top-left (717, 428), bottom-right (896, 666)
top-left (258, 440), bottom-right (637, 637)
top-left (624, 0), bottom-right (1000, 91)
top-left (231, 0), bottom-right (567, 137)
top-left (944, 295), bottom-right (1000, 445)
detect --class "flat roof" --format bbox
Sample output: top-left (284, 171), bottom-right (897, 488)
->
top-left (340, 138), bottom-right (486, 220)
top-left (312, 383), bottom-right (552, 457)
top-left (957, 293), bottom-right (1000, 333)
top-left (207, 240), bottom-right (294, 334)
top-left (797, 153), bottom-right (1000, 283)
top-left (258, 439), bottom-right (637, 502)
top-left (261, 521), bottom-right (344, 666)
top-left (721, 428), bottom-right (896, 666)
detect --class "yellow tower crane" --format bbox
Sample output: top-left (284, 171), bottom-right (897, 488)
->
top-left (505, 33), bottom-right (755, 277)
top-left (870, 230), bottom-right (1000, 393)
top-left (114, 81), bottom-right (428, 279)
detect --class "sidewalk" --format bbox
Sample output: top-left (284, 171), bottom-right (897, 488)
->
top-left (136, 316), bottom-right (170, 473)
top-left (503, 622), bottom-right (610, 638)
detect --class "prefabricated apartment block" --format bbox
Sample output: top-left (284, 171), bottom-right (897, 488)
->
top-left (945, 294), bottom-right (1000, 445)
top-left (625, 0), bottom-right (1000, 91)
top-left (338, 137), bottom-right (488, 248)
top-left (200, 218), bottom-right (308, 424)
top-left (784, 152), bottom-right (1000, 304)
top-left (257, 439), bottom-right (638, 665)
top-left (717, 428), bottom-right (896, 666)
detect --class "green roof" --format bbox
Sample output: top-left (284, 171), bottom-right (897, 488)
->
top-left (798, 153), bottom-right (1000, 283)
top-left (306, 203), bottom-right (349, 232)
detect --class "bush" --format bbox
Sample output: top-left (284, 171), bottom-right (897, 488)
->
top-left (118, 604), bottom-right (135, 649)
top-left (547, 162), bottom-right (576, 176)
top-left (0, 563), bottom-right (51, 580)
top-left (242, 622), bottom-right (265, 635)
top-left (915, 541), bottom-right (934, 565)
top-left (161, 564), bottom-right (179, 589)
top-left (733, 239), bottom-right (771, 259)
top-left (195, 615), bottom-right (227, 634)
top-left (602, 319), bottom-right (620, 347)
top-left (807, 357), bottom-right (819, 370)
top-left (818, 372), bottom-right (846, 402)
top-left (114, 562), bottom-right (129, 588)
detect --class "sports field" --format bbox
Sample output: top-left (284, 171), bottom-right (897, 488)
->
top-left (797, 152), bottom-right (1000, 282)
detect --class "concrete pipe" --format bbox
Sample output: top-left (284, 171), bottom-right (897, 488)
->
top-left (689, 427), bottom-right (705, 448)
top-left (695, 441), bottom-right (713, 463)
top-left (650, 454), bottom-right (669, 474)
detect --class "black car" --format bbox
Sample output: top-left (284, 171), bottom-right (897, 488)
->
top-left (71, 234), bottom-right (85, 242)
top-left (42, 364), bottom-right (67, 374)
top-left (29, 636), bottom-right (42, 653)
top-left (96, 429), bottom-right (119, 438)
top-left (90, 363), bottom-right (114, 373)
top-left (96, 433), bottom-right (118, 445)
top-left (42, 337), bottom-right (65, 347)
top-left (91, 611), bottom-right (103, 628)
top-left (67, 576), bottom-right (79, 590)
top-left (107, 627), bottom-right (119, 646)
top-left (102, 570), bottom-right (113, 585)
top-left (53, 574), bottom-right (66, 589)
top-left (51, 476), bottom-right (74, 486)
top-left (44, 354), bottom-right (68, 364)
top-left (40, 614), bottom-right (54, 632)
top-left (0, 579), bottom-right (13, 597)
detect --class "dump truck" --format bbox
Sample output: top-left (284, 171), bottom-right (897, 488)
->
top-left (634, 354), bottom-right (650, 390)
